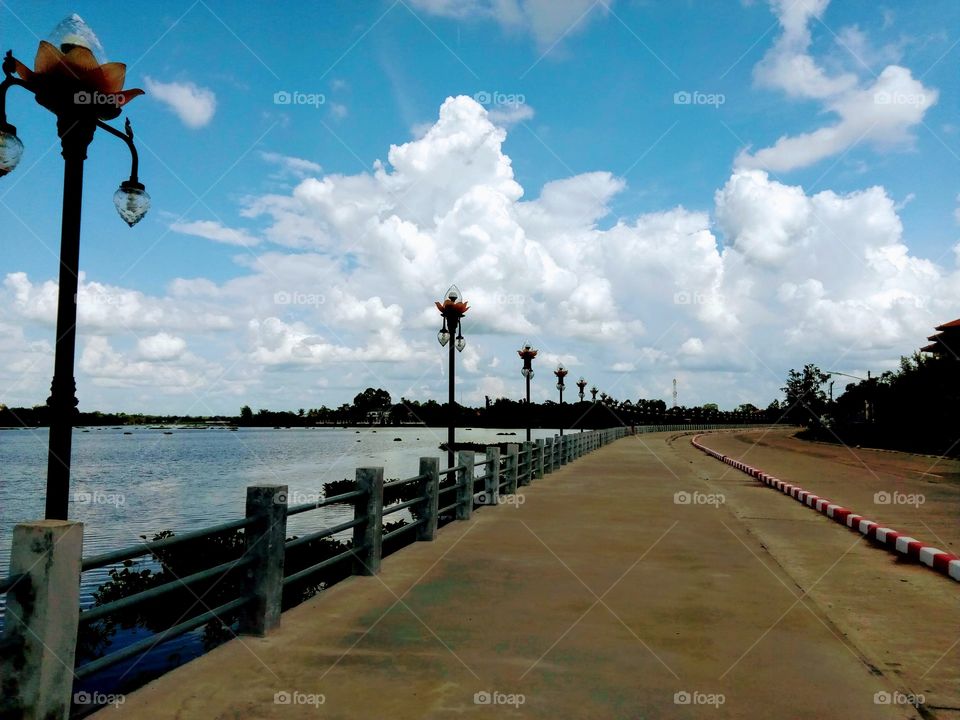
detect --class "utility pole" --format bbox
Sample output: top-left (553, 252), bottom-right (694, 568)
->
top-left (672, 378), bottom-right (678, 409)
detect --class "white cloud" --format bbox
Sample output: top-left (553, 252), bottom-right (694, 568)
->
top-left (136, 333), bottom-right (187, 361)
top-left (4, 95), bottom-right (958, 412)
top-left (738, 0), bottom-right (937, 172)
top-left (171, 220), bottom-right (260, 247)
top-left (407, 0), bottom-right (612, 47)
top-left (259, 152), bottom-right (322, 179)
top-left (144, 77), bottom-right (217, 128)
top-left (487, 102), bottom-right (534, 127)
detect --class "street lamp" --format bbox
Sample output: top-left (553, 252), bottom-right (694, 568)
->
top-left (590, 386), bottom-right (598, 402)
top-left (1, 16), bottom-right (150, 520)
top-left (517, 342), bottom-right (537, 442)
top-left (554, 363), bottom-right (568, 436)
top-left (576, 377), bottom-right (587, 432)
top-left (435, 284), bottom-right (468, 471)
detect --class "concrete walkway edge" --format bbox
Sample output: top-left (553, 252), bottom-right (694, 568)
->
top-left (691, 434), bottom-right (960, 583)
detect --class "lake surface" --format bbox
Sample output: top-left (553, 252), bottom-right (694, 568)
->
top-left (0, 424), bottom-right (563, 611)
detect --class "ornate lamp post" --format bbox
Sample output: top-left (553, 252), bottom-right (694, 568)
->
top-left (554, 363), bottom-right (568, 436)
top-left (1, 16), bottom-right (150, 520)
top-left (518, 342), bottom-right (537, 442)
top-left (436, 284), bottom-right (468, 471)
top-left (576, 377), bottom-right (587, 432)
top-left (590, 386), bottom-right (598, 403)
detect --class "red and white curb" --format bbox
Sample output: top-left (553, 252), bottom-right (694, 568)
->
top-left (691, 435), bottom-right (960, 584)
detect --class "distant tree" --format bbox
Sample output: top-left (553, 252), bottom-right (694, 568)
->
top-left (703, 403), bottom-right (719, 411)
top-left (239, 405), bottom-right (254, 426)
top-left (782, 364), bottom-right (830, 427)
top-left (352, 388), bottom-right (392, 415)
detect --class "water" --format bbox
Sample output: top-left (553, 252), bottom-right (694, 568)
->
top-left (0, 424), bottom-right (562, 612)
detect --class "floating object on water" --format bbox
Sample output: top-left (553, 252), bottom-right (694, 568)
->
top-left (163, 431), bottom-right (173, 435)
top-left (393, 437), bottom-right (402, 442)
top-left (123, 432), bottom-right (133, 435)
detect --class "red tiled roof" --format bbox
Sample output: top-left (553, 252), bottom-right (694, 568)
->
top-left (935, 318), bottom-right (960, 330)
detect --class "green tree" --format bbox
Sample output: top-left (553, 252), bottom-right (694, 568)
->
top-left (782, 364), bottom-right (830, 427)
top-left (239, 405), bottom-right (253, 426)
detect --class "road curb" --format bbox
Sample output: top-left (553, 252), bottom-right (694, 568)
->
top-left (691, 434), bottom-right (960, 584)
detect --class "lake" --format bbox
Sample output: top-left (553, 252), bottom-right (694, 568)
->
top-left (0, 424), bottom-right (564, 614)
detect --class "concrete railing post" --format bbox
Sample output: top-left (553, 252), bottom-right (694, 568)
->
top-left (505, 444), bottom-right (519, 495)
top-left (417, 457), bottom-right (440, 541)
top-left (456, 451), bottom-right (474, 521)
top-left (353, 467), bottom-right (384, 575)
top-left (544, 437), bottom-right (554, 473)
top-left (240, 485), bottom-right (288, 636)
top-left (519, 442), bottom-right (533, 486)
top-left (535, 439), bottom-right (545, 479)
top-left (560, 435), bottom-right (568, 465)
top-left (482, 447), bottom-right (500, 505)
top-left (0, 520), bottom-right (82, 720)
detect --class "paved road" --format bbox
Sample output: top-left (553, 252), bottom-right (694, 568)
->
top-left (98, 431), bottom-right (945, 719)
top-left (689, 428), bottom-right (959, 717)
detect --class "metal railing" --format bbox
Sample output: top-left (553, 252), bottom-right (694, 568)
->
top-left (3, 423), bottom-right (728, 716)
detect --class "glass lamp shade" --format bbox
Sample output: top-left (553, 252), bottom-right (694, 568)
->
top-left (0, 132), bottom-right (24, 177)
top-left (437, 328), bottom-right (450, 346)
top-left (445, 284), bottom-right (461, 303)
top-left (114, 181), bottom-right (150, 227)
top-left (556, 382), bottom-right (564, 390)
top-left (455, 336), bottom-right (466, 352)
top-left (49, 14), bottom-right (106, 59)
top-left (521, 367), bottom-right (533, 378)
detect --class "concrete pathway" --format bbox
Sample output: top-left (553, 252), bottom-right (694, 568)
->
top-left (97, 432), bottom-right (930, 719)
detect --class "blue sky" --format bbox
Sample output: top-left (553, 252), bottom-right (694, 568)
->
top-left (1, 0), bottom-right (959, 414)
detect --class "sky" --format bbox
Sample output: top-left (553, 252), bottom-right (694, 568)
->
top-left (0, 0), bottom-right (958, 415)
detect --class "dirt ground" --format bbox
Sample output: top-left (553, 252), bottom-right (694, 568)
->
top-left (94, 431), bottom-right (954, 719)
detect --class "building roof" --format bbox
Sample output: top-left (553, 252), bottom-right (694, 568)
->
top-left (935, 318), bottom-right (960, 330)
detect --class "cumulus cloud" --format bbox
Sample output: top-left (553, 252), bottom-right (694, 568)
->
top-left (171, 220), bottom-right (260, 247)
top-left (259, 152), bottom-right (323, 179)
top-left (144, 77), bottom-right (217, 128)
top-left (3, 95), bottom-right (958, 411)
top-left (738, 0), bottom-right (937, 172)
